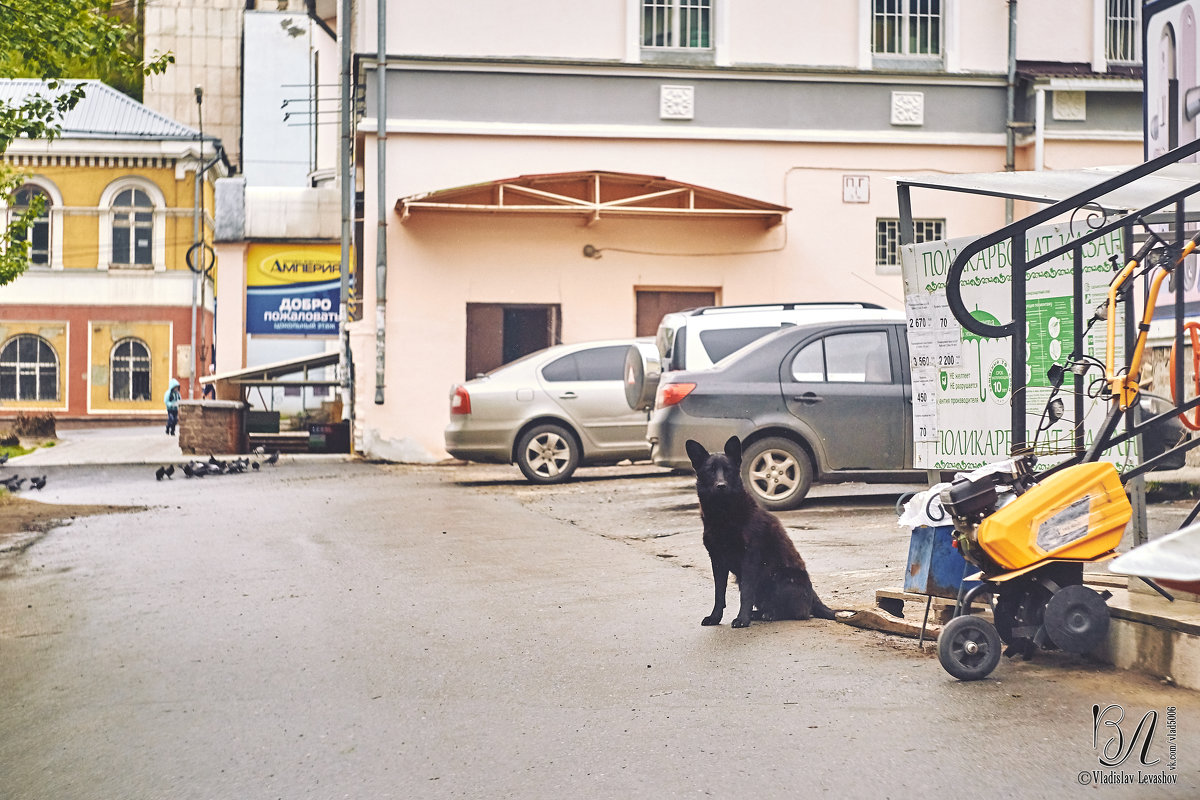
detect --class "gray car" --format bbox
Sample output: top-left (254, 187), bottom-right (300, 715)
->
top-left (445, 339), bottom-right (651, 483)
top-left (645, 319), bottom-right (921, 510)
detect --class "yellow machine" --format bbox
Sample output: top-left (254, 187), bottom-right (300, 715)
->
top-left (975, 462), bottom-right (1130, 571)
top-left (935, 229), bottom-right (1200, 681)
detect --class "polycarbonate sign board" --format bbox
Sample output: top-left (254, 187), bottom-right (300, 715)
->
top-left (901, 223), bottom-right (1129, 471)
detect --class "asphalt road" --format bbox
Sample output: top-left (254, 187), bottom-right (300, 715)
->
top-left (1, 460), bottom-right (1197, 799)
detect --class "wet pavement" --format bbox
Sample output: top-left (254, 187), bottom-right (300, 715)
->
top-left (1, 458), bottom-right (1197, 799)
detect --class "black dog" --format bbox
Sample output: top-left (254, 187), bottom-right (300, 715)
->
top-left (686, 436), bottom-right (835, 628)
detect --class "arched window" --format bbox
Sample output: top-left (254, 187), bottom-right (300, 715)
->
top-left (112, 188), bottom-right (154, 267)
top-left (12, 185), bottom-right (51, 266)
top-left (0, 334), bottom-right (59, 401)
top-left (111, 338), bottom-right (152, 401)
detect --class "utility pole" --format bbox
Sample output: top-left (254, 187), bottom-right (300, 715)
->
top-left (189, 86), bottom-right (204, 400)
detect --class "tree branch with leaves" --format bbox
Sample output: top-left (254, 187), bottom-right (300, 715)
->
top-left (0, 0), bottom-right (173, 285)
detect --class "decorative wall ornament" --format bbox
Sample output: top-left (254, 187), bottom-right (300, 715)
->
top-left (660, 85), bottom-right (695, 120)
top-left (891, 91), bottom-right (925, 126)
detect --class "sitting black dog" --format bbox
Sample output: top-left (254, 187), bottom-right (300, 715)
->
top-left (686, 436), bottom-right (835, 628)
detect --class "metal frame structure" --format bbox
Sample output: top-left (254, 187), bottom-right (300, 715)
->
top-left (898, 138), bottom-right (1200, 543)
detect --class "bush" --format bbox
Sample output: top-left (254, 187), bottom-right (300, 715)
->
top-left (0, 430), bottom-right (17, 448)
top-left (12, 412), bottom-right (56, 439)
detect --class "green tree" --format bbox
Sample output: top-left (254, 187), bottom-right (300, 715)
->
top-left (0, 0), bottom-right (172, 285)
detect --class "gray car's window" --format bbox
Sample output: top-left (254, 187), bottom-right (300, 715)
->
top-left (790, 331), bottom-right (891, 383)
top-left (542, 346), bottom-right (627, 382)
top-left (791, 340), bottom-right (825, 381)
top-left (698, 326), bottom-right (779, 364)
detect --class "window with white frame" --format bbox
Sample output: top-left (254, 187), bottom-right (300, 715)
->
top-left (12, 185), bottom-right (51, 267)
top-left (111, 187), bottom-right (154, 267)
top-left (876, 218), bottom-right (944, 273)
top-left (1105, 0), bottom-right (1140, 64)
top-left (0, 334), bottom-right (59, 401)
top-left (872, 0), bottom-right (942, 56)
top-left (110, 338), bottom-right (152, 401)
top-left (642, 0), bottom-right (711, 49)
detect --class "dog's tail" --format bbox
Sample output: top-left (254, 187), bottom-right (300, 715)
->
top-left (811, 595), bottom-right (837, 621)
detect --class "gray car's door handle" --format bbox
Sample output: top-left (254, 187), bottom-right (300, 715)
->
top-left (559, 392), bottom-right (578, 400)
top-left (792, 392), bottom-right (822, 404)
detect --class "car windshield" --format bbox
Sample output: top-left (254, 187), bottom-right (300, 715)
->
top-left (480, 348), bottom-right (554, 377)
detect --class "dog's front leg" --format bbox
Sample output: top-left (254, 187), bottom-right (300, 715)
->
top-left (702, 558), bottom-right (727, 626)
top-left (731, 561), bottom-right (760, 628)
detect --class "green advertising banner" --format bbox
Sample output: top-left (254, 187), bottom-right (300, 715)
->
top-left (900, 223), bottom-right (1130, 471)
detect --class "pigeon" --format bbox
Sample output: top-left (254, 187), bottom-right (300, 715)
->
top-left (265, 450), bottom-right (280, 466)
top-left (0, 453), bottom-right (8, 465)
top-left (252, 462), bottom-right (260, 471)
top-left (29, 475), bottom-right (46, 490)
top-left (165, 464), bottom-right (175, 479)
top-left (182, 463), bottom-right (196, 479)
top-left (252, 445), bottom-right (266, 455)
top-left (156, 466), bottom-right (167, 481)
top-left (5, 477), bottom-right (26, 491)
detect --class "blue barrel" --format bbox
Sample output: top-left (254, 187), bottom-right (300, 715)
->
top-left (904, 525), bottom-right (981, 599)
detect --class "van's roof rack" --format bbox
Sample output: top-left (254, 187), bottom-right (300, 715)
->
top-left (681, 301), bottom-right (887, 316)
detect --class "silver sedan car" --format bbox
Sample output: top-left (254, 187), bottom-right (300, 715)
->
top-left (445, 339), bottom-right (652, 483)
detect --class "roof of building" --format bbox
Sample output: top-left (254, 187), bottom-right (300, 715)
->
top-left (0, 78), bottom-right (199, 140)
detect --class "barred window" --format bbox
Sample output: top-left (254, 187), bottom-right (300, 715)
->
top-left (872, 0), bottom-right (942, 56)
top-left (876, 218), bottom-right (945, 272)
top-left (110, 338), bottom-right (152, 401)
top-left (12, 185), bottom-right (51, 267)
top-left (0, 334), bottom-right (59, 401)
top-left (112, 188), bottom-right (154, 267)
top-left (642, 0), bottom-right (711, 49)
top-left (1106, 0), bottom-right (1140, 64)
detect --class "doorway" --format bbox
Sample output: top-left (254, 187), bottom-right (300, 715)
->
top-left (465, 302), bottom-right (562, 378)
top-left (635, 289), bottom-right (718, 337)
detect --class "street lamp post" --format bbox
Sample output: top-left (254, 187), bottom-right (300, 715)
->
top-left (189, 86), bottom-right (204, 400)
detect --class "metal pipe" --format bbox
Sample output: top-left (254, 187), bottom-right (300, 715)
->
top-left (374, 0), bottom-right (387, 405)
top-left (190, 86), bottom-right (203, 400)
top-left (1033, 87), bottom-right (1045, 171)
top-left (339, 0), bottom-right (355, 435)
top-left (1004, 0), bottom-right (1017, 224)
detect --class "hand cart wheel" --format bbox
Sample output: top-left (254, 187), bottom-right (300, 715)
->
top-left (937, 614), bottom-right (1003, 680)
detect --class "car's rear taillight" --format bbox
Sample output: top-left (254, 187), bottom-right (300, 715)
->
top-left (450, 385), bottom-right (472, 415)
top-left (656, 382), bottom-right (696, 409)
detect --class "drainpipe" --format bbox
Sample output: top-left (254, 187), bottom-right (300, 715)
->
top-left (374, 0), bottom-right (387, 405)
top-left (339, 0), bottom-right (355, 433)
top-left (1005, 0), bottom-right (1018, 224)
top-left (1034, 87), bottom-right (1046, 171)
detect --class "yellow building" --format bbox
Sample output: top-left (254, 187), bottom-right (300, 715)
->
top-left (0, 79), bottom-right (225, 424)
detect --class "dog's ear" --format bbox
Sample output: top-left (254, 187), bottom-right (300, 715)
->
top-left (724, 436), bottom-right (742, 464)
top-left (685, 439), bottom-right (710, 470)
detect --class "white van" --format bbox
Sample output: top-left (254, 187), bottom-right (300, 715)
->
top-left (656, 302), bottom-right (904, 371)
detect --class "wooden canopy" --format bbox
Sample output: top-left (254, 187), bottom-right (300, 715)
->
top-left (395, 170), bottom-right (789, 228)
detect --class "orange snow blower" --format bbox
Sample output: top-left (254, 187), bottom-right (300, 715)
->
top-left (936, 229), bottom-right (1200, 681)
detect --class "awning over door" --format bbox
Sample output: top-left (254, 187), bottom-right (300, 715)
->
top-left (395, 170), bottom-right (789, 228)
top-left (201, 352), bottom-right (340, 389)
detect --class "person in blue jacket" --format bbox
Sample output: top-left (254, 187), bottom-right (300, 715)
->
top-left (165, 378), bottom-right (181, 435)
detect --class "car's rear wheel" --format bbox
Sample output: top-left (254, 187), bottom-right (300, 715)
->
top-left (515, 423), bottom-right (580, 484)
top-left (741, 437), bottom-right (813, 510)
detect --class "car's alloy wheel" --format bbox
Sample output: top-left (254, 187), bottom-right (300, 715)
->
top-left (741, 437), bottom-right (813, 511)
top-left (515, 423), bottom-right (580, 484)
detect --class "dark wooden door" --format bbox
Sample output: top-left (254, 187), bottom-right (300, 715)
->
top-left (635, 289), bottom-right (717, 337)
